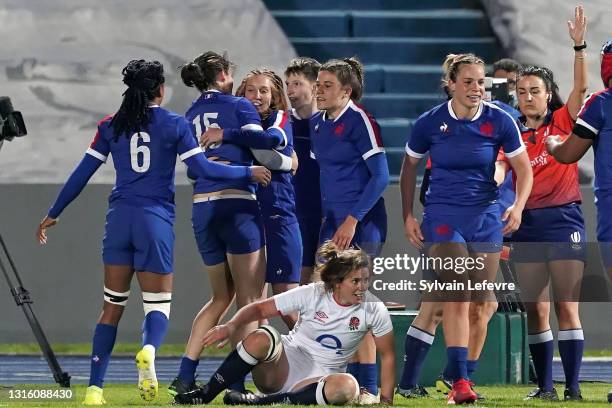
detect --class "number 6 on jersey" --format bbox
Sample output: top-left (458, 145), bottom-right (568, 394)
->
top-left (130, 132), bottom-right (150, 172)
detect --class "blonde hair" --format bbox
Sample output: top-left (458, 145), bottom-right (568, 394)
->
top-left (441, 53), bottom-right (485, 90)
top-left (235, 68), bottom-right (288, 118)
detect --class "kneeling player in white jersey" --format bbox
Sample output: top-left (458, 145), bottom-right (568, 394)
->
top-left (173, 241), bottom-right (395, 405)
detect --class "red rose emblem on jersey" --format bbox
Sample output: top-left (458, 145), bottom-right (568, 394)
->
top-left (480, 122), bottom-right (494, 137)
top-left (349, 316), bottom-right (360, 331)
top-left (435, 224), bottom-right (451, 236)
top-left (334, 122), bottom-right (345, 136)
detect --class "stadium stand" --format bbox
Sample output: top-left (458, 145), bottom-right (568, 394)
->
top-left (263, 0), bottom-right (501, 180)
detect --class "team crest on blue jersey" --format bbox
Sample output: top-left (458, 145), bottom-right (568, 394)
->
top-left (348, 316), bottom-right (360, 331)
top-left (479, 122), bottom-right (494, 137)
top-left (334, 122), bottom-right (345, 136)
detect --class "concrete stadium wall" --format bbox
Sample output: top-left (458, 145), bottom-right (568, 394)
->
top-left (0, 185), bottom-right (610, 348)
top-left (0, 0), bottom-right (296, 184)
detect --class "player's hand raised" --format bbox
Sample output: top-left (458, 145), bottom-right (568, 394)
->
top-left (202, 324), bottom-right (232, 349)
top-left (404, 217), bottom-right (424, 250)
top-left (200, 127), bottom-right (223, 150)
top-left (37, 216), bottom-right (58, 245)
top-left (502, 204), bottom-right (522, 235)
top-left (567, 4), bottom-right (587, 47)
top-left (250, 166), bottom-right (271, 186)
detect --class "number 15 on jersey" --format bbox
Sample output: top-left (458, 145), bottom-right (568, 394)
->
top-left (193, 112), bottom-right (221, 150)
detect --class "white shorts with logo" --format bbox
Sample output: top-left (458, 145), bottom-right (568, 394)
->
top-left (275, 335), bottom-right (341, 394)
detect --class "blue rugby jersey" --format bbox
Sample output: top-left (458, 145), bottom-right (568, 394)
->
top-left (185, 90), bottom-right (265, 194)
top-left (406, 100), bottom-right (525, 215)
top-left (257, 110), bottom-right (298, 224)
top-left (48, 106), bottom-right (250, 218)
top-left (291, 109), bottom-right (323, 220)
top-left (310, 100), bottom-right (389, 220)
top-left (573, 88), bottom-right (612, 201)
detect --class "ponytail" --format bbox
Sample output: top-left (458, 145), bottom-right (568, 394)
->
top-left (320, 57), bottom-right (365, 102)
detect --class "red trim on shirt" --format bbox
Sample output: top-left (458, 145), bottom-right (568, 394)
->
top-left (278, 110), bottom-right (289, 130)
top-left (90, 114), bottom-right (114, 147)
top-left (332, 292), bottom-right (352, 307)
top-left (98, 114), bottom-right (114, 126)
top-left (355, 103), bottom-right (384, 147)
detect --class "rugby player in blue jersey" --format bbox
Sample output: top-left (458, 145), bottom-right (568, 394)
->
top-left (397, 55), bottom-right (519, 401)
top-left (311, 57), bottom-right (389, 401)
top-left (401, 53), bottom-right (532, 404)
top-left (284, 57), bottom-right (323, 285)
top-left (36, 59), bottom-right (269, 405)
top-left (233, 68), bottom-right (302, 328)
top-left (169, 51), bottom-right (289, 398)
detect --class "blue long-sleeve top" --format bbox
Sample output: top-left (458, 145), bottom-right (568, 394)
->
top-left (48, 107), bottom-right (251, 218)
top-left (310, 100), bottom-right (389, 221)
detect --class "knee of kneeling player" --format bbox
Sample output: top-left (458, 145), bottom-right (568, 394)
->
top-left (243, 325), bottom-right (282, 361)
top-left (324, 374), bottom-right (359, 405)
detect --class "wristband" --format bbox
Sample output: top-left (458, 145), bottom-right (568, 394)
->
top-left (574, 42), bottom-right (587, 51)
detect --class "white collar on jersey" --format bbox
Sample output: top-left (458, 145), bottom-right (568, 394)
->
top-left (322, 99), bottom-right (354, 122)
top-left (447, 100), bottom-right (484, 121)
top-left (148, 104), bottom-right (160, 108)
top-left (204, 89), bottom-right (221, 93)
top-left (291, 107), bottom-right (319, 120)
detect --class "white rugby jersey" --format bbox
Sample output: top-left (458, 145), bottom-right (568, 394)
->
top-left (273, 282), bottom-right (393, 370)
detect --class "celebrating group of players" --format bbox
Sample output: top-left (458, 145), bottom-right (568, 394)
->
top-left (35, 3), bottom-right (612, 405)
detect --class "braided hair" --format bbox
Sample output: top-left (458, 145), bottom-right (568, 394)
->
top-left (110, 59), bottom-right (164, 140)
top-left (518, 65), bottom-right (564, 112)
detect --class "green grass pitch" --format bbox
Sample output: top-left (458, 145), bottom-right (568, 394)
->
top-left (2, 383), bottom-right (611, 407)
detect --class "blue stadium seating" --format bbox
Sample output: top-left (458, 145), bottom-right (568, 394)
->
top-left (264, 0), bottom-right (500, 180)
top-left (265, 0), bottom-right (480, 11)
top-left (352, 10), bottom-right (492, 38)
top-left (361, 93), bottom-right (443, 118)
top-left (273, 10), bottom-right (492, 38)
top-left (290, 37), bottom-right (498, 65)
